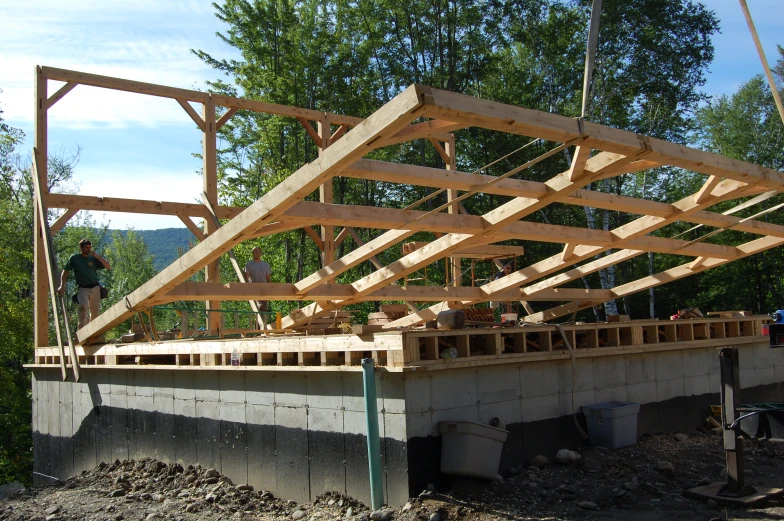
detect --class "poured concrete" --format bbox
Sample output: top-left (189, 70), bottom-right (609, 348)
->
top-left (32, 341), bottom-right (784, 505)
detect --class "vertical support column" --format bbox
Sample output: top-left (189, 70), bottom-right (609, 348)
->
top-left (719, 347), bottom-right (751, 496)
top-left (34, 66), bottom-right (49, 347)
top-left (445, 135), bottom-right (460, 287)
top-left (317, 115), bottom-right (335, 269)
top-left (202, 97), bottom-right (220, 335)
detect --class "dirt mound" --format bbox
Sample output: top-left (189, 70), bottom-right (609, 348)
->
top-left (1, 432), bottom-right (783, 521)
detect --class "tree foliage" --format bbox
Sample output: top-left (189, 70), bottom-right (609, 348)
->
top-left (193, 0), bottom-right (732, 321)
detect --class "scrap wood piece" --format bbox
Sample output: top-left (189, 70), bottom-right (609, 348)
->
top-left (31, 153), bottom-right (75, 381)
top-left (707, 311), bottom-right (751, 318)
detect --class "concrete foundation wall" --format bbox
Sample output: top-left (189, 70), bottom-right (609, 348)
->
top-left (403, 342), bottom-right (784, 492)
top-left (32, 368), bottom-right (410, 506)
top-left (32, 342), bottom-right (784, 506)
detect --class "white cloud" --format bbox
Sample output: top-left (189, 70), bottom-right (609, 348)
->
top-left (0, 0), bottom-right (239, 128)
top-left (71, 164), bottom-right (206, 230)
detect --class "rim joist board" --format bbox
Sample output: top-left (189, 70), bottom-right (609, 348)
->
top-left (30, 315), bottom-right (770, 371)
top-left (33, 66), bottom-right (784, 347)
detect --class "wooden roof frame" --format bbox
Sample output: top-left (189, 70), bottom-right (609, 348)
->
top-left (32, 65), bottom-right (784, 346)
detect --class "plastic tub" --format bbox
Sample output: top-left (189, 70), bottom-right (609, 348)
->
top-left (439, 421), bottom-right (508, 481)
top-left (582, 401), bottom-right (640, 449)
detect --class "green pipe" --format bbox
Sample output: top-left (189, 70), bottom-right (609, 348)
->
top-left (362, 358), bottom-right (385, 509)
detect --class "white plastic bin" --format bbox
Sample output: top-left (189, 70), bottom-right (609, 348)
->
top-left (582, 401), bottom-right (640, 449)
top-left (439, 421), bottom-right (508, 481)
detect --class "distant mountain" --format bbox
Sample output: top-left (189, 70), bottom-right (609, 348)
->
top-left (109, 228), bottom-right (196, 271)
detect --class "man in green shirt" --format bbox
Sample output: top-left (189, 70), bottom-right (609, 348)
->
top-left (57, 238), bottom-right (111, 330)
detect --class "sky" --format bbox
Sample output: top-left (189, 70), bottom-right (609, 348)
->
top-left (1, 0), bottom-right (783, 230)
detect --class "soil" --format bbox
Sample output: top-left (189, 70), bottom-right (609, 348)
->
top-left (2, 431), bottom-right (783, 521)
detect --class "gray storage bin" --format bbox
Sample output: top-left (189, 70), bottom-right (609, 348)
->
top-left (582, 401), bottom-right (640, 449)
top-left (439, 421), bottom-right (508, 481)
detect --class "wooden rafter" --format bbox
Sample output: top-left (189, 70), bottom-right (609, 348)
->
top-left (527, 235), bottom-right (784, 323)
top-left (387, 175), bottom-right (753, 328)
top-left (74, 83), bottom-right (429, 343)
top-left (32, 67), bottom-right (784, 343)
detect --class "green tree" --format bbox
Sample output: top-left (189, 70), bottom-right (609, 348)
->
top-left (682, 72), bottom-right (784, 315)
top-left (101, 229), bottom-right (158, 337)
top-left (0, 93), bottom-right (34, 484)
top-left (194, 0), bottom-right (722, 322)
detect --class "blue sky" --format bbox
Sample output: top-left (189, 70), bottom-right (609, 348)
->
top-left (1, 0), bottom-right (783, 230)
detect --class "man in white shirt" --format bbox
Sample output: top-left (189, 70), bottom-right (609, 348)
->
top-left (244, 247), bottom-right (272, 317)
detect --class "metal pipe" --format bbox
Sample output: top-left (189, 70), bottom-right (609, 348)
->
top-left (362, 358), bottom-right (384, 509)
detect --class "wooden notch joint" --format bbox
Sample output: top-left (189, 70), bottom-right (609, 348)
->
top-left (177, 99), bottom-right (205, 131)
top-left (47, 82), bottom-right (77, 110)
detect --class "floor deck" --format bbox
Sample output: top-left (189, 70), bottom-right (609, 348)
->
top-left (30, 315), bottom-right (769, 372)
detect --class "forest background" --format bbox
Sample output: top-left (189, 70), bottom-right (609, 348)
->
top-left (2, 0), bottom-right (784, 487)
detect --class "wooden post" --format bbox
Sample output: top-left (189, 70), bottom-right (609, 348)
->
top-left (445, 135), bottom-right (461, 287)
top-left (34, 66), bottom-right (49, 348)
top-left (739, 0), bottom-right (784, 127)
top-left (31, 161), bottom-right (67, 381)
top-left (202, 193), bottom-right (267, 332)
top-left (202, 97), bottom-right (220, 335)
top-left (318, 115), bottom-right (335, 268)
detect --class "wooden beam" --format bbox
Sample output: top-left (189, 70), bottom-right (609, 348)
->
top-left (419, 87), bottom-right (784, 188)
top-left (202, 193), bottom-right (266, 330)
top-left (387, 176), bottom-right (752, 329)
top-left (689, 256), bottom-right (707, 270)
top-left (344, 228), bottom-right (418, 313)
top-left (176, 99), bottom-right (205, 131)
top-left (216, 107), bottom-right (238, 130)
top-left (444, 135), bottom-right (461, 288)
top-left (46, 81), bottom-right (77, 109)
top-left (284, 149), bottom-right (751, 329)
top-left (403, 241), bottom-right (525, 259)
top-left (41, 66), bottom-right (364, 126)
top-left (567, 146), bottom-right (592, 181)
top-left (34, 66), bottom-right (49, 348)
top-left (178, 216), bottom-right (206, 242)
top-left (298, 117), bottom-right (322, 146)
top-left (379, 119), bottom-right (464, 147)
top-left (74, 83), bottom-right (428, 343)
top-left (50, 208), bottom-right (78, 234)
top-left (528, 235), bottom-right (784, 322)
top-left (202, 99), bottom-right (220, 334)
top-left (335, 227), bottom-right (350, 247)
top-left (31, 155), bottom-right (67, 381)
top-left (331, 124), bottom-right (350, 142)
top-left (43, 178), bottom-right (784, 241)
top-left (295, 229), bottom-right (414, 294)
top-left (739, 0), bottom-right (784, 126)
top-left (304, 225), bottom-right (325, 251)
top-left (524, 288), bottom-right (615, 302)
top-left (561, 243), bottom-right (576, 261)
top-left (694, 175), bottom-right (722, 203)
top-left (163, 281), bottom-right (485, 302)
top-left (318, 116), bottom-right (336, 268)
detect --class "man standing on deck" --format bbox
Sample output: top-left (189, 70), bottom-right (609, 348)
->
top-left (244, 246), bottom-right (272, 319)
top-left (57, 238), bottom-right (111, 329)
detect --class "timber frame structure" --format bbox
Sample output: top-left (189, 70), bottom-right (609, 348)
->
top-left (34, 66), bottom-right (784, 357)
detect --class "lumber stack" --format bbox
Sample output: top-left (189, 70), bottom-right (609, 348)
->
top-left (367, 304), bottom-right (409, 326)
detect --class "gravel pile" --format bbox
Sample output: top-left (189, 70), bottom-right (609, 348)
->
top-left (2, 431), bottom-right (784, 521)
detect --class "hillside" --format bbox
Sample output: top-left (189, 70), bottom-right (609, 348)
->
top-left (109, 228), bottom-right (196, 271)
